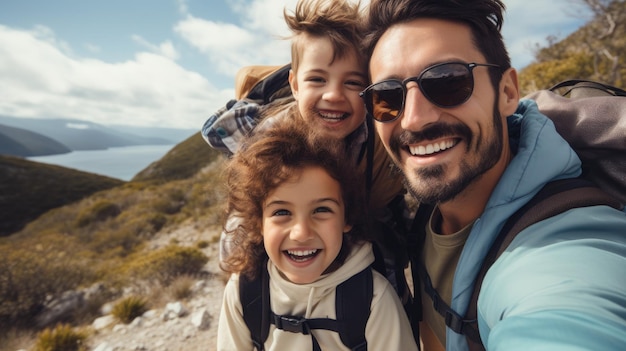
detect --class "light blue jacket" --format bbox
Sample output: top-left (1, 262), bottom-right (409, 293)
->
top-left (447, 99), bottom-right (626, 350)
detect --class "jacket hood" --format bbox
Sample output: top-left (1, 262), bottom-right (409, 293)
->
top-left (267, 241), bottom-right (374, 317)
top-left (447, 100), bottom-right (582, 350)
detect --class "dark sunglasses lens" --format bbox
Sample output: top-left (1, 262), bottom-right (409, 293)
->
top-left (367, 81), bottom-right (404, 122)
top-left (421, 63), bottom-right (473, 107)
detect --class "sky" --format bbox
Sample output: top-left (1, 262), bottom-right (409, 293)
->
top-left (0, 0), bottom-right (592, 130)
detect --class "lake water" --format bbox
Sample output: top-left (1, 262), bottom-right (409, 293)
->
top-left (28, 144), bottom-right (175, 181)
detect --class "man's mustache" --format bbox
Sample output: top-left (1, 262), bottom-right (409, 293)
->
top-left (391, 123), bottom-right (473, 149)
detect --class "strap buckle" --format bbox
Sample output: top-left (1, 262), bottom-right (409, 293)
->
top-left (272, 314), bottom-right (311, 335)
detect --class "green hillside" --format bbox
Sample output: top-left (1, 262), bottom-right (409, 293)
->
top-left (0, 155), bottom-right (124, 236)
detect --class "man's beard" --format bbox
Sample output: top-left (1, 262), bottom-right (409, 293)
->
top-left (390, 106), bottom-right (504, 204)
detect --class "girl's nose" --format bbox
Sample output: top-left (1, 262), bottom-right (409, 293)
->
top-left (290, 219), bottom-right (313, 242)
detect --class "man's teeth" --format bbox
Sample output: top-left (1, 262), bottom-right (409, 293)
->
top-left (409, 140), bottom-right (456, 156)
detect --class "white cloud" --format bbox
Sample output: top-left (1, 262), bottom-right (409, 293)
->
top-left (132, 35), bottom-right (180, 60)
top-left (174, 12), bottom-right (291, 77)
top-left (0, 0), bottom-right (592, 132)
top-left (0, 24), bottom-right (232, 129)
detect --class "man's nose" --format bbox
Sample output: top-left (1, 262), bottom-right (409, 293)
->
top-left (400, 84), bottom-right (440, 130)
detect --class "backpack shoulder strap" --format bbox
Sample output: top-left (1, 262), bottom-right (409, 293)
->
top-left (335, 266), bottom-right (373, 351)
top-left (245, 64), bottom-right (292, 104)
top-left (463, 177), bottom-right (623, 350)
top-left (549, 79), bottom-right (626, 97)
top-left (239, 261), bottom-right (271, 351)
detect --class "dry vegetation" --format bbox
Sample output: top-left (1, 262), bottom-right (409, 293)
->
top-left (0, 133), bottom-right (227, 349)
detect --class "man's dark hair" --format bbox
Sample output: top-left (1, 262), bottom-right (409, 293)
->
top-left (363, 0), bottom-right (511, 89)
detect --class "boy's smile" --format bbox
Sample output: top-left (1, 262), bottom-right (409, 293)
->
top-left (289, 34), bottom-right (367, 140)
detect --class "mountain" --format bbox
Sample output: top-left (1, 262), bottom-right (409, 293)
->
top-left (0, 154), bottom-right (124, 236)
top-left (132, 132), bottom-right (220, 183)
top-left (0, 124), bottom-right (71, 157)
top-left (0, 131), bottom-right (220, 237)
top-left (0, 116), bottom-right (195, 156)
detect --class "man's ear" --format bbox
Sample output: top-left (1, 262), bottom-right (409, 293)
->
top-left (288, 69), bottom-right (299, 100)
top-left (499, 67), bottom-right (520, 116)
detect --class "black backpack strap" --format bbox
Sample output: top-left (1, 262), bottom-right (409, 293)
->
top-left (240, 261), bottom-right (271, 351)
top-left (407, 202), bottom-right (436, 350)
top-left (462, 178), bottom-right (623, 351)
top-left (335, 267), bottom-right (372, 351)
top-left (364, 113), bottom-right (376, 194)
top-left (549, 79), bottom-right (626, 97)
top-left (246, 64), bottom-right (292, 104)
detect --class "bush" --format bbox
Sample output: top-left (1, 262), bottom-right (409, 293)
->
top-left (0, 245), bottom-right (90, 329)
top-left (167, 275), bottom-right (195, 300)
top-left (127, 245), bottom-right (208, 285)
top-left (74, 201), bottom-right (121, 228)
top-left (33, 324), bottom-right (87, 351)
top-left (111, 296), bottom-right (148, 324)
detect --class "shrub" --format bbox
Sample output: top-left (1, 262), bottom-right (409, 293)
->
top-left (111, 296), bottom-right (148, 324)
top-left (0, 245), bottom-right (90, 329)
top-left (167, 275), bottom-right (195, 300)
top-left (127, 245), bottom-right (208, 285)
top-left (74, 201), bottom-right (121, 228)
top-left (33, 324), bottom-right (87, 351)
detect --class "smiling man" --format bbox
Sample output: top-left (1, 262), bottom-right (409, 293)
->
top-left (361, 0), bottom-right (626, 350)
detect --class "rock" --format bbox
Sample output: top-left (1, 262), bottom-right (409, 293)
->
top-left (93, 315), bottom-right (116, 331)
top-left (34, 290), bottom-right (85, 327)
top-left (92, 342), bottom-right (114, 351)
top-left (162, 301), bottom-right (187, 320)
top-left (190, 309), bottom-right (211, 330)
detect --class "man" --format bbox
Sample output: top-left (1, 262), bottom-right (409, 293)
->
top-left (360, 0), bottom-right (626, 350)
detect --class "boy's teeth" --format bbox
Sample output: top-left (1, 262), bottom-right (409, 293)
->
top-left (320, 112), bottom-right (346, 120)
top-left (410, 140), bottom-right (456, 156)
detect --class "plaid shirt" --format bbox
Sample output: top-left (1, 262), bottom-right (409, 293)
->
top-left (201, 98), bottom-right (368, 164)
top-left (201, 99), bottom-right (262, 156)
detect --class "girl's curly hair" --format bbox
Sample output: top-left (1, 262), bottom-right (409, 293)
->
top-left (220, 115), bottom-right (368, 279)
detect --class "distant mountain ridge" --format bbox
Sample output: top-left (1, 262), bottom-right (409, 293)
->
top-left (0, 116), bottom-right (196, 157)
top-left (0, 124), bottom-right (71, 157)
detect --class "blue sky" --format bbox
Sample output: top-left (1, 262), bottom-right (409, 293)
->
top-left (0, 0), bottom-right (592, 129)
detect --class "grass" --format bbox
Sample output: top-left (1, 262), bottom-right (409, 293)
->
top-left (0, 143), bottom-right (226, 334)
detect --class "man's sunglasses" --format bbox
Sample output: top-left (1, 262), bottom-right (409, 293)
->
top-left (360, 62), bottom-right (501, 122)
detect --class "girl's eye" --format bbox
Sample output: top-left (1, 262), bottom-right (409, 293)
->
top-left (272, 209), bottom-right (291, 217)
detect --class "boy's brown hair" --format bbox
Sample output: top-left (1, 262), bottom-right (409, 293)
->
top-left (221, 115), bottom-right (368, 278)
top-left (284, 0), bottom-right (366, 74)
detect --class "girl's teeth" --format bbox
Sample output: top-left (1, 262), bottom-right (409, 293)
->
top-left (286, 249), bottom-right (319, 261)
top-left (287, 249), bottom-right (318, 257)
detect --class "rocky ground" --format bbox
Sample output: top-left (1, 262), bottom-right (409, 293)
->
top-left (82, 224), bottom-right (225, 351)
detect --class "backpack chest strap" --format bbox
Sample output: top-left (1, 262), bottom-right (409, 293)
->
top-left (271, 313), bottom-right (340, 334)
